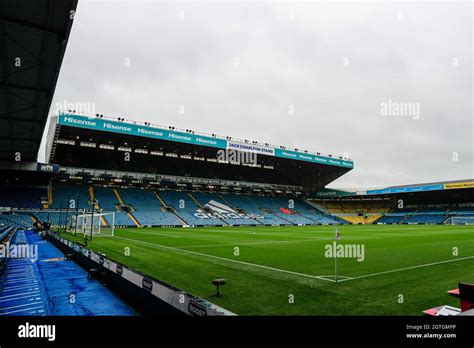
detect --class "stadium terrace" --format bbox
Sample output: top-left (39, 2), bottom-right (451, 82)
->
top-left (44, 111), bottom-right (354, 194)
top-left (0, 0), bottom-right (473, 328)
top-left (0, 106), bottom-right (472, 318)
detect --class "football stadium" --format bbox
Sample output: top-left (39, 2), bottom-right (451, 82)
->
top-left (2, 110), bottom-right (474, 317)
top-left (0, 1), bottom-right (473, 341)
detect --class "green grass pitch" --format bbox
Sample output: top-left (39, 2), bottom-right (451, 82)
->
top-left (64, 224), bottom-right (474, 315)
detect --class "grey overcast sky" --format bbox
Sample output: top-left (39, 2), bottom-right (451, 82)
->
top-left (41, 0), bottom-right (473, 189)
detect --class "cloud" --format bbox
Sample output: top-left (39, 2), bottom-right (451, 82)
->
top-left (42, 1), bottom-right (473, 189)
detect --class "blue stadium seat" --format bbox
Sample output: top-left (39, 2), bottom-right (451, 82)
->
top-left (159, 190), bottom-right (225, 226)
top-left (377, 215), bottom-right (405, 224)
top-left (0, 186), bottom-right (46, 209)
top-left (119, 188), bottom-right (181, 226)
top-left (0, 213), bottom-right (33, 229)
top-left (93, 187), bottom-right (135, 226)
top-left (403, 214), bottom-right (447, 224)
top-left (50, 185), bottom-right (91, 209)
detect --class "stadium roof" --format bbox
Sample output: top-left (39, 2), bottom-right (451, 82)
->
top-left (50, 112), bottom-right (354, 169)
top-left (317, 179), bottom-right (474, 197)
top-left (0, 0), bottom-right (77, 161)
top-left (46, 112), bottom-right (354, 192)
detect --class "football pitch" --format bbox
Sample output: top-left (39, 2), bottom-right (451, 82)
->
top-left (64, 224), bottom-right (474, 315)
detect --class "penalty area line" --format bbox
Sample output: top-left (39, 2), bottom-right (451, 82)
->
top-left (113, 235), bottom-right (337, 283)
top-left (338, 255), bottom-right (474, 283)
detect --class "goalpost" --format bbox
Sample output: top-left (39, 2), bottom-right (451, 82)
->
top-left (446, 216), bottom-right (474, 225)
top-left (74, 211), bottom-right (115, 237)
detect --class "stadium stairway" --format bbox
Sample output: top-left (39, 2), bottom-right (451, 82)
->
top-left (0, 230), bottom-right (135, 316)
top-left (377, 214), bottom-right (406, 224)
top-left (292, 200), bottom-right (340, 224)
top-left (268, 210), bottom-right (295, 225)
top-left (113, 188), bottom-right (140, 226)
top-left (246, 196), bottom-right (299, 225)
top-left (118, 188), bottom-right (181, 226)
top-left (398, 216), bottom-right (408, 224)
top-left (248, 196), bottom-right (315, 225)
top-left (92, 186), bottom-right (136, 227)
top-left (336, 214), bottom-right (382, 224)
top-left (219, 194), bottom-right (267, 225)
top-left (154, 191), bottom-right (189, 225)
top-left (218, 194), bottom-right (264, 225)
top-left (188, 192), bottom-right (203, 207)
top-left (193, 191), bottom-right (268, 225)
top-left (46, 183), bottom-right (53, 208)
top-left (224, 194), bottom-right (289, 225)
top-left (304, 200), bottom-right (330, 214)
top-left (42, 184), bottom-right (346, 227)
top-left (189, 192), bottom-right (230, 226)
top-left (158, 190), bottom-right (225, 226)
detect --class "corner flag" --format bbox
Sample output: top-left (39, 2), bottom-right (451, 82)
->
top-left (335, 228), bottom-right (341, 241)
top-left (334, 227), bottom-right (341, 282)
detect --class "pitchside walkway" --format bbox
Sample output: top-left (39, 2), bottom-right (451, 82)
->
top-left (0, 230), bottom-right (135, 316)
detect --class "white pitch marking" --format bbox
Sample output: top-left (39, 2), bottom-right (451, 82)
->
top-left (179, 237), bottom-right (332, 249)
top-left (315, 276), bottom-right (336, 283)
top-left (119, 227), bottom-right (333, 239)
top-left (117, 230), bottom-right (181, 238)
top-left (338, 255), bottom-right (474, 283)
top-left (114, 236), bottom-right (337, 283)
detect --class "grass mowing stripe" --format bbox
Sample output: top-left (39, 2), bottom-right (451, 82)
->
top-left (117, 230), bottom-right (181, 238)
top-left (179, 236), bottom-right (333, 249)
top-left (113, 235), bottom-right (338, 282)
top-left (119, 226), bottom-right (334, 238)
top-left (62, 224), bottom-right (474, 315)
